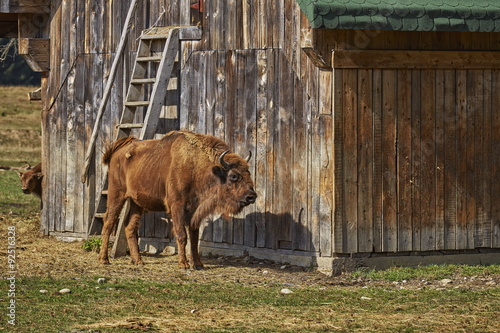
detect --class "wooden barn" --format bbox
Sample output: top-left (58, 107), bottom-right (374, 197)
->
top-left (2, 0), bottom-right (500, 273)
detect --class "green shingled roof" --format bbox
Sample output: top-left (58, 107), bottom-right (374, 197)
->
top-left (296, 0), bottom-right (500, 32)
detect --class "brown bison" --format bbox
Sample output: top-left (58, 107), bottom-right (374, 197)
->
top-left (18, 163), bottom-right (43, 206)
top-left (99, 130), bottom-right (257, 269)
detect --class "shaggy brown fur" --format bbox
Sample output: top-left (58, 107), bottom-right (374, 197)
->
top-left (99, 130), bottom-right (257, 269)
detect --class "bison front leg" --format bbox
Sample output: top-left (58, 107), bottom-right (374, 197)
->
top-left (171, 204), bottom-right (190, 269)
top-left (189, 227), bottom-right (203, 270)
top-left (125, 203), bottom-right (144, 265)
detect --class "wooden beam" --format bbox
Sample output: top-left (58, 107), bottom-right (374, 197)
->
top-left (18, 37), bottom-right (49, 72)
top-left (332, 50), bottom-right (500, 69)
top-left (300, 28), bottom-right (333, 69)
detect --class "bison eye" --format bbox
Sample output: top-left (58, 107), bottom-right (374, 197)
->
top-left (229, 174), bottom-right (241, 182)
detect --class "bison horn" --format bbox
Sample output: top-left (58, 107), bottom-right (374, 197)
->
top-left (219, 150), bottom-right (231, 170)
top-left (246, 150), bottom-right (252, 162)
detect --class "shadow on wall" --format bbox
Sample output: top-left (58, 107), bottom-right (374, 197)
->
top-left (200, 210), bottom-right (316, 254)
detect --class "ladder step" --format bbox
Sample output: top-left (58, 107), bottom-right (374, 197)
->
top-left (125, 101), bottom-right (150, 107)
top-left (140, 34), bottom-right (169, 40)
top-left (137, 56), bottom-right (162, 62)
top-left (94, 213), bottom-right (105, 219)
top-left (118, 123), bottom-right (144, 129)
top-left (131, 78), bottom-right (156, 84)
top-left (101, 190), bottom-right (108, 195)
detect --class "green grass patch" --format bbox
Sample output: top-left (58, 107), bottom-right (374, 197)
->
top-left (352, 264), bottom-right (500, 282)
top-left (2, 277), bottom-right (499, 332)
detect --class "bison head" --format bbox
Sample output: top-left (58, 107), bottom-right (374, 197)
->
top-left (213, 150), bottom-right (257, 214)
top-left (18, 169), bottom-right (43, 195)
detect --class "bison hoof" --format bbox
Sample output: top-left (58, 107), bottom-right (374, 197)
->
top-left (131, 259), bottom-right (144, 265)
top-left (193, 265), bottom-right (204, 270)
top-left (178, 262), bottom-right (190, 270)
top-left (99, 259), bottom-right (110, 265)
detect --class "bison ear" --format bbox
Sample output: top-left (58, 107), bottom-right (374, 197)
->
top-left (17, 171), bottom-right (23, 178)
top-left (212, 166), bottom-right (226, 182)
top-left (35, 172), bottom-right (44, 179)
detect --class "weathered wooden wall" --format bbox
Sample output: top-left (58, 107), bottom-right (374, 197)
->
top-left (332, 67), bottom-right (500, 253)
top-left (41, 0), bottom-right (500, 258)
top-left (42, 0), bottom-right (194, 237)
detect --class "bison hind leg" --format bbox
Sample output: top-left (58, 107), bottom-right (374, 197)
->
top-left (125, 202), bottom-right (145, 265)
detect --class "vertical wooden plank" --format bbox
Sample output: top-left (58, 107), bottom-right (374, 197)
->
top-left (310, 100), bottom-right (321, 254)
top-left (473, 69), bottom-right (491, 248)
top-left (231, 50), bottom-right (246, 245)
top-left (397, 69), bottom-right (412, 252)
top-left (456, 69), bottom-right (469, 249)
top-left (381, 70), bottom-right (398, 252)
top-left (444, 69), bottom-right (457, 250)
top-left (213, 0), bottom-right (225, 52)
top-left (357, 69), bottom-right (374, 253)
top-left (201, 51), bottom-right (217, 243)
top-left (482, 69), bottom-right (492, 248)
top-left (212, 50), bottom-right (227, 243)
top-left (180, 0), bottom-right (191, 25)
top-left (332, 68), bottom-right (344, 253)
top-left (224, 50), bottom-right (237, 244)
top-left (241, 0), bottom-right (251, 49)
top-left (372, 69), bottom-right (383, 253)
top-left (265, 49), bottom-right (277, 249)
top-left (465, 70), bottom-right (476, 249)
top-left (197, 51), bottom-right (207, 133)
top-left (82, 55), bottom-right (95, 235)
top-left (472, 69), bottom-right (485, 248)
top-left (255, 49), bottom-right (268, 248)
top-left (435, 70), bottom-right (446, 250)
top-left (491, 70), bottom-right (500, 248)
top-left (267, 0), bottom-right (276, 48)
top-left (226, 0), bottom-right (236, 50)
top-left (65, 65), bottom-right (76, 232)
top-left (180, 48), bottom-right (194, 130)
top-left (410, 71), bottom-right (422, 252)
top-left (243, 51), bottom-right (257, 248)
top-left (316, 70), bottom-right (332, 255)
top-left (40, 72), bottom-right (50, 235)
top-left (420, 69), bottom-right (436, 251)
top-left (187, 52), bottom-right (200, 132)
top-left (283, 0), bottom-right (294, 71)
top-left (275, 51), bottom-right (293, 250)
top-left (343, 69), bottom-right (358, 253)
top-left (319, 115), bottom-right (333, 255)
top-left (257, 0), bottom-right (266, 48)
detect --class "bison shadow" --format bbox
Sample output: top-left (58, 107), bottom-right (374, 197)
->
top-left (135, 210), bottom-right (316, 268)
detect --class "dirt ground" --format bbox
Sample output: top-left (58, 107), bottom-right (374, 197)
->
top-left (3, 213), bottom-right (500, 291)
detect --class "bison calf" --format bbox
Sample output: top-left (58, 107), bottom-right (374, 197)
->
top-left (18, 163), bottom-right (43, 206)
top-left (99, 130), bottom-right (257, 269)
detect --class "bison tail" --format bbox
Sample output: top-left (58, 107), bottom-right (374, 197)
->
top-left (102, 137), bottom-right (136, 165)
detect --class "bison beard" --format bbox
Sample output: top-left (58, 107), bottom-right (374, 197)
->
top-left (98, 130), bottom-right (257, 269)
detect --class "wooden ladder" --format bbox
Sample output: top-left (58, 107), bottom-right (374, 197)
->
top-left (87, 26), bottom-right (201, 258)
